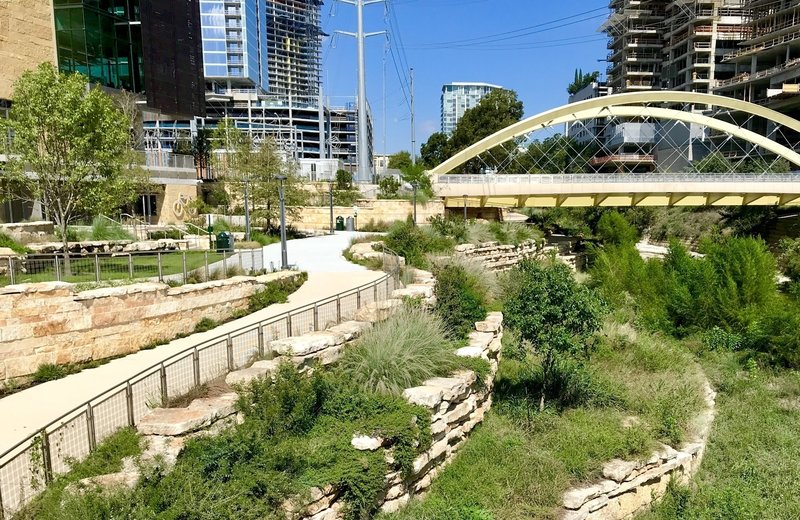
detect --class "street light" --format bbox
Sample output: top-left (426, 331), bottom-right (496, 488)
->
top-left (352, 205), bottom-right (359, 231)
top-left (328, 180), bottom-right (335, 235)
top-left (243, 175), bottom-right (251, 242)
top-left (463, 194), bottom-right (468, 221)
top-left (276, 175), bottom-right (288, 270)
top-left (412, 181), bottom-right (418, 226)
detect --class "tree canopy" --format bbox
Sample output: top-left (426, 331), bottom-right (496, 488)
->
top-left (388, 151), bottom-right (413, 171)
top-left (567, 69), bottom-right (600, 96)
top-left (0, 63), bottom-right (146, 255)
top-left (420, 132), bottom-right (449, 168)
top-left (212, 120), bottom-right (308, 228)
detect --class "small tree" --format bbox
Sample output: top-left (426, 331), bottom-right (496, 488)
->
top-left (400, 163), bottom-right (433, 197)
top-left (378, 176), bottom-right (401, 199)
top-left (335, 169), bottom-right (353, 190)
top-left (212, 120), bottom-right (308, 229)
top-left (503, 259), bottom-right (606, 410)
top-left (1, 63), bottom-right (146, 271)
top-left (595, 211), bottom-right (639, 245)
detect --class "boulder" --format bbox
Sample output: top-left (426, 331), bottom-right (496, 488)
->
top-left (351, 435), bottom-right (384, 451)
top-left (403, 386), bottom-right (444, 409)
top-left (327, 321), bottom-right (371, 342)
top-left (354, 299), bottom-right (403, 323)
top-left (270, 331), bottom-right (342, 357)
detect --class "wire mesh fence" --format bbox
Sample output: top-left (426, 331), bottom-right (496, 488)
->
top-left (0, 267), bottom-right (399, 518)
top-left (0, 249), bottom-right (266, 287)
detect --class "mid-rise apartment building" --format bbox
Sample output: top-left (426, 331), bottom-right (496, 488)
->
top-left (441, 82), bottom-right (502, 135)
top-left (713, 0), bottom-right (800, 118)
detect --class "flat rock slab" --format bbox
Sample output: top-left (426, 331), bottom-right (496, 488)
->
top-left (456, 346), bottom-right (486, 359)
top-left (354, 299), bottom-right (403, 323)
top-left (138, 393), bottom-right (238, 436)
top-left (351, 435), bottom-right (384, 451)
top-left (270, 331), bottom-right (343, 356)
top-left (327, 321), bottom-right (372, 342)
top-left (422, 376), bottom-right (469, 402)
top-left (403, 386), bottom-right (444, 409)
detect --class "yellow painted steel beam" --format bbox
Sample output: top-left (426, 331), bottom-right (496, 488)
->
top-left (430, 91), bottom-right (800, 176)
top-left (443, 192), bottom-right (800, 208)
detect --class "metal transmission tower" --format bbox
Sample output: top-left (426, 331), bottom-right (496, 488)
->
top-left (337, 0), bottom-right (384, 183)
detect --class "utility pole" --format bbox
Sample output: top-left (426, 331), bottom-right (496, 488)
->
top-left (337, 0), bottom-right (384, 184)
top-left (410, 67), bottom-right (416, 166)
top-left (243, 177), bottom-right (251, 242)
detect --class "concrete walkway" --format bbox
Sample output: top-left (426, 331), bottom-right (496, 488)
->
top-left (0, 232), bottom-right (383, 455)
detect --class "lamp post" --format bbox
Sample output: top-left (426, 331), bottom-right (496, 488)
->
top-left (328, 180), bottom-right (334, 235)
top-left (463, 194), bottom-right (468, 221)
top-left (352, 205), bottom-right (359, 231)
top-left (243, 176), bottom-right (251, 242)
top-left (412, 181), bottom-right (418, 226)
top-left (276, 175), bottom-right (288, 269)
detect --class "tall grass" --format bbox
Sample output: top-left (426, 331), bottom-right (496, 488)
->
top-left (339, 307), bottom-right (456, 395)
top-left (89, 216), bottom-right (135, 241)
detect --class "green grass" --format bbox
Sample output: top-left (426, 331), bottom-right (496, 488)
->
top-left (640, 350), bottom-right (800, 520)
top-left (6, 251), bottom-right (226, 285)
top-left (0, 232), bottom-right (29, 254)
top-left (381, 320), bottom-right (706, 520)
top-left (16, 428), bottom-right (143, 520)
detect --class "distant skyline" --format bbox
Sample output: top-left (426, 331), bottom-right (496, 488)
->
top-left (322, 0), bottom-right (608, 157)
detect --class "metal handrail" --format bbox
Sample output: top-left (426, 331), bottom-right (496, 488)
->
top-left (0, 270), bottom-right (397, 516)
top-left (435, 172), bottom-right (800, 185)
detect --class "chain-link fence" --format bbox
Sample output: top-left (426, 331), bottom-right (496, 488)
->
top-left (0, 249), bottom-right (265, 287)
top-left (0, 265), bottom-right (400, 518)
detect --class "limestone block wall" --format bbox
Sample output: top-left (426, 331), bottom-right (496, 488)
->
top-left (559, 379), bottom-right (717, 520)
top-left (454, 240), bottom-right (543, 271)
top-left (0, 0), bottom-right (57, 100)
top-left (292, 199), bottom-right (445, 231)
top-left (0, 271), bottom-right (303, 382)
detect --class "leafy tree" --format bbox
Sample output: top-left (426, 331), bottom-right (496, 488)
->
top-left (567, 69), bottom-right (600, 95)
top-left (595, 211), bottom-right (639, 246)
top-left (212, 119), bottom-right (308, 228)
top-left (335, 169), bottom-right (353, 190)
top-left (516, 135), bottom-right (598, 173)
top-left (448, 89), bottom-right (524, 175)
top-left (433, 263), bottom-right (488, 339)
top-left (400, 163), bottom-right (433, 197)
top-left (388, 151), bottom-right (413, 171)
top-left (503, 259), bottom-right (606, 410)
top-left (0, 63), bottom-right (146, 270)
top-left (693, 152), bottom-right (734, 173)
top-left (378, 176), bottom-right (401, 199)
top-left (192, 128), bottom-right (213, 179)
top-left (420, 132), bottom-right (449, 167)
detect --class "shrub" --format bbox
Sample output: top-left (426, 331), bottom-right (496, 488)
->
top-left (378, 177), bottom-right (402, 199)
top-left (703, 326), bottom-right (743, 352)
top-left (428, 214), bottom-right (467, 243)
top-left (0, 232), bottom-right (29, 253)
top-left (503, 259), bottom-right (606, 410)
top-left (360, 219), bottom-right (390, 232)
top-left (89, 216), bottom-right (135, 241)
top-left (778, 237), bottom-right (800, 282)
top-left (595, 211), bottom-right (639, 245)
top-left (339, 307), bottom-right (455, 395)
top-left (433, 261), bottom-right (489, 339)
top-left (385, 218), bottom-right (454, 268)
top-left (193, 317), bottom-right (218, 333)
top-left (32, 363), bottom-right (69, 383)
top-left (247, 273), bottom-right (307, 313)
top-left (251, 230), bottom-right (279, 246)
top-left (487, 221), bottom-right (542, 246)
top-left (147, 229), bottom-right (182, 240)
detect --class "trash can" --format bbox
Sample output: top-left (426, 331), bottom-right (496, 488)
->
top-left (335, 216), bottom-right (345, 231)
top-left (345, 217), bottom-right (355, 232)
top-left (215, 231), bottom-right (235, 252)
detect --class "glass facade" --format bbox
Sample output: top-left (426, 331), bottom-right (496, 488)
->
top-left (53, 0), bottom-right (143, 91)
top-left (440, 83), bottom-right (501, 135)
top-left (199, 0), bottom-right (266, 89)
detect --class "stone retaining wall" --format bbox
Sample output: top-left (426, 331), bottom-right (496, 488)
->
top-left (560, 379), bottom-right (717, 520)
top-left (454, 237), bottom-right (581, 272)
top-left (0, 271), bottom-right (304, 382)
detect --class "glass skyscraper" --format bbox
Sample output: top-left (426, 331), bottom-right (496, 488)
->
top-left (441, 82), bottom-right (502, 135)
top-left (200, 0), bottom-right (268, 90)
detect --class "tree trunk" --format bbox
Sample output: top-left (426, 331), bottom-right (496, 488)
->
top-left (59, 221), bottom-right (72, 277)
top-left (539, 391), bottom-right (545, 413)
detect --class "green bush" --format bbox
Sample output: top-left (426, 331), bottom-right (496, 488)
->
top-left (433, 262), bottom-right (489, 339)
top-left (378, 176), bottom-right (402, 199)
top-left (503, 259), bottom-right (606, 409)
top-left (778, 237), bottom-right (800, 282)
top-left (193, 317), bottom-right (218, 333)
top-left (89, 216), bottom-right (135, 241)
top-left (32, 363), bottom-right (69, 383)
top-left (339, 307), bottom-right (456, 395)
top-left (0, 232), bottom-right (29, 253)
top-left (595, 211), bottom-right (639, 246)
top-left (147, 229), bottom-right (182, 240)
top-left (247, 273), bottom-right (308, 313)
top-left (703, 326), bottom-right (743, 352)
top-left (384, 218), bottom-right (454, 268)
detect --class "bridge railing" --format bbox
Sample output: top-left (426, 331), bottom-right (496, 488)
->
top-left (435, 172), bottom-right (800, 185)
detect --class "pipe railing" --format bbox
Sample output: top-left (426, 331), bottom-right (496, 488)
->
top-left (435, 172), bottom-right (800, 185)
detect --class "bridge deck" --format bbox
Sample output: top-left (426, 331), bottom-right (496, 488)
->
top-left (434, 174), bottom-right (800, 207)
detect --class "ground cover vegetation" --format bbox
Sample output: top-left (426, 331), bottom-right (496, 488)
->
top-left (585, 212), bottom-right (800, 519)
top-left (382, 255), bottom-right (705, 520)
top-left (383, 215), bottom-right (542, 269)
top-left (20, 301), bottom-right (492, 520)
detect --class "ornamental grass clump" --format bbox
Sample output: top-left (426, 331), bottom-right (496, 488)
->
top-left (340, 307), bottom-right (455, 395)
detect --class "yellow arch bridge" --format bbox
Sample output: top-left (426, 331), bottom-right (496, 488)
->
top-left (430, 92), bottom-right (800, 208)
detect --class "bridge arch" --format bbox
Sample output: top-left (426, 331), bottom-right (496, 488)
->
top-left (429, 91), bottom-right (800, 176)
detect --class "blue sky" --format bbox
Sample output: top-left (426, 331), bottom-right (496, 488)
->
top-left (321, 0), bottom-right (610, 156)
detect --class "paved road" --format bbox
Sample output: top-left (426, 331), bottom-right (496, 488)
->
top-left (0, 232), bottom-right (383, 456)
